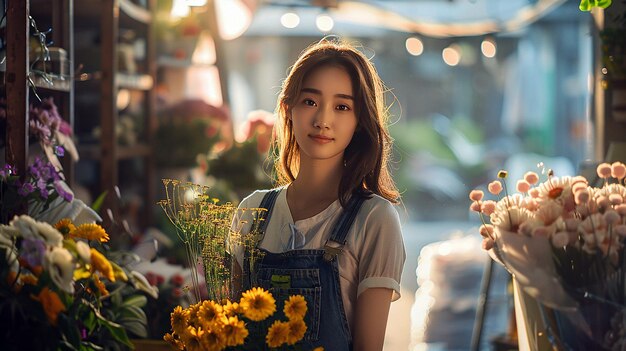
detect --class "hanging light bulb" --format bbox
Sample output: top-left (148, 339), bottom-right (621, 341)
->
top-left (442, 44), bottom-right (461, 66)
top-left (316, 14), bottom-right (334, 32)
top-left (481, 38), bottom-right (497, 58)
top-left (406, 37), bottom-right (424, 56)
top-left (281, 12), bottom-right (300, 29)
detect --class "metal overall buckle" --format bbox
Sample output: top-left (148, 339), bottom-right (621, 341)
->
top-left (323, 245), bottom-right (342, 262)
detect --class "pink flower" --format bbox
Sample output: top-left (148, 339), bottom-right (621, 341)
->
top-left (609, 194), bottom-right (623, 205)
top-left (487, 181), bottom-right (502, 195)
top-left (597, 196), bottom-right (611, 211)
top-left (612, 162), bottom-right (626, 180)
top-left (532, 226), bottom-right (551, 237)
top-left (470, 202), bottom-right (482, 212)
top-left (529, 188), bottom-right (540, 198)
top-left (524, 171), bottom-right (539, 185)
top-left (482, 237), bottom-right (494, 250)
top-left (604, 210), bottom-right (620, 225)
top-left (614, 225), bottom-right (626, 237)
top-left (516, 180), bottom-right (531, 193)
top-left (616, 204), bottom-right (626, 216)
top-left (469, 190), bottom-right (484, 202)
top-left (565, 218), bottom-right (580, 232)
top-left (597, 163), bottom-right (612, 179)
top-left (481, 200), bottom-right (497, 215)
top-left (575, 189), bottom-right (590, 205)
top-left (479, 224), bottom-right (494, 237)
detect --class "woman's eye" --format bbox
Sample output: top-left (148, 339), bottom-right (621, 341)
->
top-left (336, 104), bottom-right (351, 111)
top-left (303, 99), bottom-right (316, 106)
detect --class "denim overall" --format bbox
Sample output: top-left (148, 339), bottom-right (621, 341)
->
top-left (245, 189), bottom-right (366, 351)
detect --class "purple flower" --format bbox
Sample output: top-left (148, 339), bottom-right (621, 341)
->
top-left (36, 178), bottom-right (48, 199)
top-left (54, 145), bottom-right (65, 157)
top-left (20, 238), bottom-right (46, 267)
top-left (54, 181), bottom-right (73, 202)
top-left (18, 182), bottom-right (35, 197)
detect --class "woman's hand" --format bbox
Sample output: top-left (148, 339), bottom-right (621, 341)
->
top-left (352, 288), bottom-right (393, 351)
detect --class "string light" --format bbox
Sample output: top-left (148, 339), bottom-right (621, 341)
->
top-left (316, 14), bottom-right (334, 32)
top-left (406, 37), bottom-right (424, 56)
top-left (442, 44), bottom-right (461, 66)
top-left (281, 12), bottom-right (300, 28)
top-left (481, 38), bottom-right (497, 58)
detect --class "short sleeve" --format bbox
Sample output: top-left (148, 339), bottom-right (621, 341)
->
top-left (229, 190), bottom-right (265, 269)
top-left (356, 199), bottom-right (406, 301)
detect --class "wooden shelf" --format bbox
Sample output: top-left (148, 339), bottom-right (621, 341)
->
top-left (31, 74), bottom-right (72, 92)
top-left (117, 73), bottom-right (154, 90)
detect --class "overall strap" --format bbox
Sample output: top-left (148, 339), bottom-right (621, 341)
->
top-left (255, 188), bottom-right (281, 244)
top-left (323, 194), bottom-right (366, 261)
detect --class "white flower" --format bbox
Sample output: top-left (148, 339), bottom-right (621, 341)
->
top-left (130, 271), bottom-right (158, 299)
top-left (75, 241), bottom-right (91, 263)
top-left (491, 206), bottom-right (535, 234)
top-left (44, 246), bottom-right (76, 293)
top-left (9, 215), bottom-right (63, 247)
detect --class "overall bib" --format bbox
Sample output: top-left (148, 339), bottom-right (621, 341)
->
top-left (245, 189), bottom-right (366, 351)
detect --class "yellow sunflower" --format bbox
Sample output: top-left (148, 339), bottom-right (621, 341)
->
top-left (313, 347), bottom-right (325, 351)
top-left (198, 300), bottom-right (224, 328)
top-left (266, 320), bottom-right (290, 348)
top-left (71, 223), bottom-right (110, 242)
top-left (221, 315), bottom-right (249, 346)
top-left (286, 318), bottom-right (307, 345)
top-left (54, 218), bottom-right (76, 236)
top-left (171, 306), bottom-right (189, 336)
top-left (164, 333), bottom-right (185, 351)
top-left (187, 303), bottom-right (202, 328)
top-left (239, 287), bottom-right (276, 321)
top-left (90, 248), bottom-right (115, 281)
top-left (283, 295), bottom-right (307, 321)
top-left (32, 287), bottom-right (66, 326)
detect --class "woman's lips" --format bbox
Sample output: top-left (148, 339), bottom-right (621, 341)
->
top-left (309, 134), bottom-right (334, 144)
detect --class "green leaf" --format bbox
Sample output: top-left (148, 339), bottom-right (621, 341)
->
top-left (80, 341), bottom-right (104, 350)
top-left (122, 295), bottom-right (148, 308)
top-left (120, 320), bottom-right (148, 338)
top-left (91, 191), bottom-right (108, 213)
top-left (120, 305), bottom-right (147, 321)
top-left (102, 319), bottom-right (133, 349)
top-left (58, 313), bottom-right (81, 349)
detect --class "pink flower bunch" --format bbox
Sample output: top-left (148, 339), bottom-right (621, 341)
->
top-left (470, 162), bottom-right (626, 263)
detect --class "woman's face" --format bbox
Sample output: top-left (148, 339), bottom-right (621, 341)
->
top-left (290, 65), bottom-right (358, 165)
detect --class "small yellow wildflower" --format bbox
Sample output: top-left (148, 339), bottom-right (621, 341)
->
top-left (266, 320), bottom-right (290, 348)
top-left (72, 223), bottom-right (110, 242)
top-left (170, 306), bottom-right (189, 336)
top-left (90, 248), bottom-right (115, 281)
top-left (54, 218), bottom-right (76, 236)
top-left (221, 315), bottom-right (249, 347)
top-left (239, 287), bottom-right (276, 321)
top-left (283, 295), bottom-right (307, 321)
top-left (32, 287), bottom-right (66, 326)
top-left (286, 318), bottom-right (307, 345)
top-left (163, 333), bottom-right (185, 351)
top-left (198, 300), bottom-right (224, 328)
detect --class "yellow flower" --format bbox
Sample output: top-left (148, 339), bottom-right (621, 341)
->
top-left (283, 295), bottom-right (307, 321)
top-left (32, 287), bottom-right (66, 326)
top-left (187, 302), bottom-right (202, 328)
top-left (286, 318), bottom-right (307, 345)
top-left (90, 248), bottom-right (115, 281)
top-left (180, 326), bottom-right (205, 351)
top-left (239, 287), bottom-right (276, 321)
top-left (313, 347), bottom-right (324, 351)
top-left (163, 333), bottom-right (185, 351)
top-left (222, 300), bottom-right (241, 316)
top-left (71, 223), bottom-right (109, 242)
top-left (54, 218), bottom-right (75, 236)
top-left (201, 328), bottom-right (226, 351)
top-left (92, 274), bottom-right (109, 296)
top-left (266, 320), bottom-right (290, 348)
top-left (171, 306), bottom-right (189, 336)
top-left (221, 315), bottom-right (248, 346)
top-left (198, 300), bottom-right (224, 328)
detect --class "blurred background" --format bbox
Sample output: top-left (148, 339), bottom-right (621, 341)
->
top-left (4, 0), bottom-right (625, 349)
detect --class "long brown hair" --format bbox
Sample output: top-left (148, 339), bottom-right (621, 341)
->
top-left (273, 38), bottom-right (399, 206)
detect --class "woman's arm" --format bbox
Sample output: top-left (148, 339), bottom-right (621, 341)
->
top-left (352, 288), bottom-right (393, 351)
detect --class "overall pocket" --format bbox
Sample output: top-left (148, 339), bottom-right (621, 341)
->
top-left (256, 268), bottom-right (322, 341)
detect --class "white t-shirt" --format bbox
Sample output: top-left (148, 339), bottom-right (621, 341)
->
top-left (231, 187), bottom-right (406, 332)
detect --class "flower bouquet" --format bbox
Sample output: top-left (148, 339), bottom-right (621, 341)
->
top-left (0, 215), bottom-right (153, 350)
top-left (470, 162), bottom-right (626, 350)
